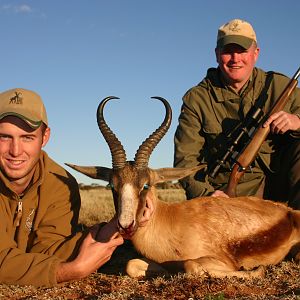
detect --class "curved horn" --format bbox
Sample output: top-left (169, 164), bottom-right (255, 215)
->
top-left (97, 96), bottom-right (127, 169)
top-left (134, 96), bottom-right (172, 169)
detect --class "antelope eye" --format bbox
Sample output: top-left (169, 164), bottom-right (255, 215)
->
top-left (143, 184), bottom-right (149, 190)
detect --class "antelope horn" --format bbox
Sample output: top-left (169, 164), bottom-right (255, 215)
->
top-left (97, 96), bottom-right (127, 169)
top-left (134, 96), bottom-right (172, 169)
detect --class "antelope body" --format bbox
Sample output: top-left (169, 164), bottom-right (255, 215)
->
top-left (67, 96), bottom-right (300, 279)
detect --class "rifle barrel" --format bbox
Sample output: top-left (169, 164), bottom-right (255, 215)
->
top-left (293, 67), bottom-right (300, 80)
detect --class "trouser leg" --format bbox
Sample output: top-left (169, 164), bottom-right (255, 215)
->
top-left (264, 140), bottom-right (300, 209)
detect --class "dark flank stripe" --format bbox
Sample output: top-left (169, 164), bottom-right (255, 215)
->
top-left (227, 212), bottom-right (293, 258)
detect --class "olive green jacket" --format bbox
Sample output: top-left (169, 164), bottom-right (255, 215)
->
top-left (0, 151), bottom-right (85, 287)
top-left (174, 67), bottom-right (300, 199)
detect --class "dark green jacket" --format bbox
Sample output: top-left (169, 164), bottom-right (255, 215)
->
top-left (174, 67), bottom-right (300, 198)
top-left (0, 151), bottom-right (85, 286)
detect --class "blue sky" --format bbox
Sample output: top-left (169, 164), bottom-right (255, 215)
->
top-left (1, 0), bottom-right (299, 185)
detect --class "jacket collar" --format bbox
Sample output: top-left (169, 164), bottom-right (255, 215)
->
top-left (204, 67), bottom-right (264, 103)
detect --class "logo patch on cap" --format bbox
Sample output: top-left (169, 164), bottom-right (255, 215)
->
top-left (9, 91), bottom-right (23, 105)
top-left (228, 21), bottom-right (241, 33)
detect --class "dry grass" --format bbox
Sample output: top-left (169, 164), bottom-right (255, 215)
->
top-left (79, 187), bottom-right (187, 225)
top-left (1, 187), bottom-right (300, 299)
top-left (79, 187), bottom-right (115, 226)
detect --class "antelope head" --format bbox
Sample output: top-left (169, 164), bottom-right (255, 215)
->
top-left (66, 96), bottom-right (204, 236)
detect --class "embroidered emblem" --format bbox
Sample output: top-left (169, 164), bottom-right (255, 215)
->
top-left (25, 209), bottom-right (35, 232)
top-left (228, 21), bottom-right (241, 33)
top-left (9, 91), bottom-right (23, 104)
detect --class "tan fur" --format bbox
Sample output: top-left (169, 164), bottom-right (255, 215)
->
top-left (127, 187), bottom-right (300, 279)
top-left (69, 162), bottom-right (300, 279)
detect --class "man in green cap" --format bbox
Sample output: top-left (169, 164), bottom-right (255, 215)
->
top-left (0, 88), bottom-right (124, 286)
top-left (174, 19), bottom-right (300, 208)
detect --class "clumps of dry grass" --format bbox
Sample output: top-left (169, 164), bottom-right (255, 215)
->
top-left (156, 189), bottom-right (186, 203)
top-left (78, 263), bottom-right (300, 299)
top-left (78, 186), bottom-right (187, 226)
top-left (1, 252), bottom-right (300, 299)
top-left (79, 188), bottom-right (115, 226)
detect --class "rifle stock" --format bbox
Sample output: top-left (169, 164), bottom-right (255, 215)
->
top-left (224, 67), bottom-right (300, 197)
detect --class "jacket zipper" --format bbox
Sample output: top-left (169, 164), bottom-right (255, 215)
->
top-left (13, 200), bottom-right (23, 228)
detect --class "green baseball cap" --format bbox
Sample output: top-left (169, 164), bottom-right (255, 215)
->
top-left (217, 19), bottom-right (257, 50)
top-left (0, 88), bottom-right (48, 129)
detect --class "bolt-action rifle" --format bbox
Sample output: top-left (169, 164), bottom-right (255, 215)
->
top-left (208, 66), bottom-right (300, 197)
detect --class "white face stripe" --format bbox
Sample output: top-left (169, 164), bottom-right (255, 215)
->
top-left (119, 183), bottom-right (136, 228)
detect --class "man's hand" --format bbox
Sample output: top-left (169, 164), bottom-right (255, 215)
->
top-left (211, 190), bottom-right (229, 198)
top-left (56, 218), bottom-right (123, 283)
top-left (263, 111), bottom-right (300, 134)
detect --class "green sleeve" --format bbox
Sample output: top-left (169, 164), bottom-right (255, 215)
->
top-left (174, 90), bottom-right (214, 198)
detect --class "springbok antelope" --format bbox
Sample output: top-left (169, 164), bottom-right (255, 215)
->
top-left (67, 96), bottom-right (300, 279)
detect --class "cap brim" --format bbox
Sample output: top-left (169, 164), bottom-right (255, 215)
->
top-left (217, 35), bottom-right (254, 49)
top-left (0, 112), bottom-right (43, 129)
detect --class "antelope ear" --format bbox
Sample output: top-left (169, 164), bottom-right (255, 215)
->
top-left (150, 164), bottom-right (206, 184)
top-left (65, 163), bottom-right (112, 182)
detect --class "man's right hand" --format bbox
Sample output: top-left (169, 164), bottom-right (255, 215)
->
top-left (56, 218), bottom-right (124, 283)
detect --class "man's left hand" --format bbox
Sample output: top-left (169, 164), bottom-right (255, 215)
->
top-left (263, 111), bottom-right (300, 134)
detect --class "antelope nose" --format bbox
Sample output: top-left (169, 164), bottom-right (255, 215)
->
top-left (118, 220), bottom-right (135, 235)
